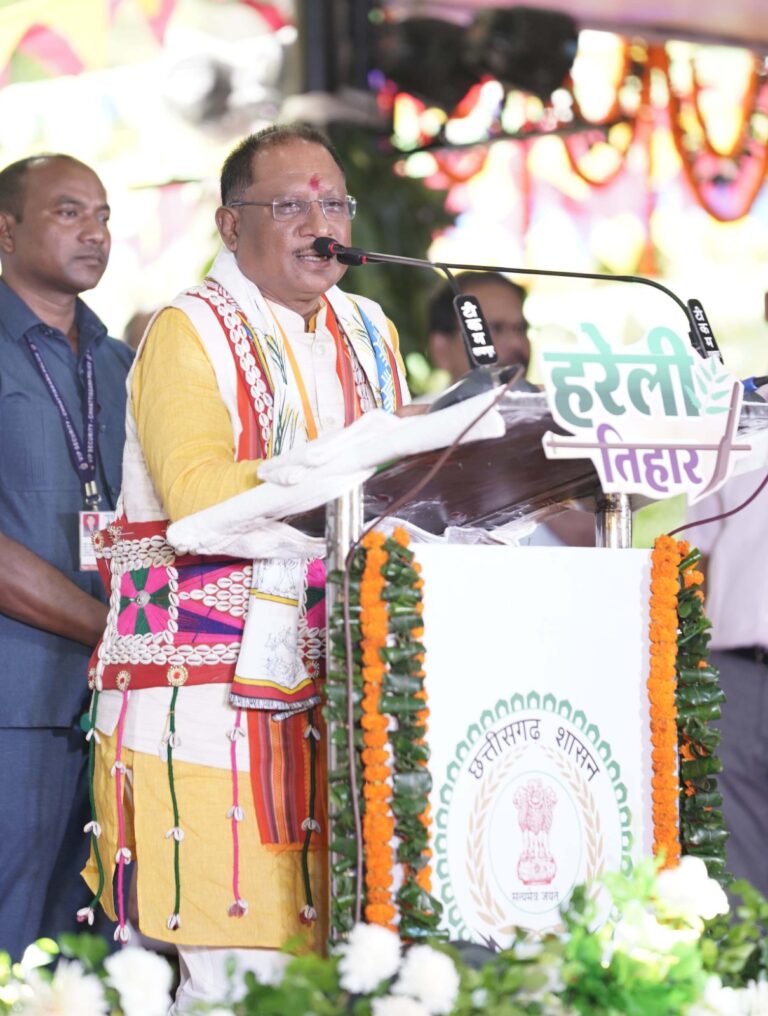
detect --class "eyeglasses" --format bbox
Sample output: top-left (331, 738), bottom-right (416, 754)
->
top-left (227, 195), bottom-right (357, 221)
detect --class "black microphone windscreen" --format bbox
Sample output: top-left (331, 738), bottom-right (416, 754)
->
top-left (312, 236), bottom-right (336, 257)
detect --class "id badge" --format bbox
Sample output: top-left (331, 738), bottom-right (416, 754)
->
top-left (79, 510), bottom-right (116, 571)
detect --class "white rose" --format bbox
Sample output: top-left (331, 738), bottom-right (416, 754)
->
top-left (337, 923), bottom-right (402, 994)
top-left (104, 947), bottom-right (174, 1016)
top-left (655, 856), bottom-right (729, 924)
top-left (730, 977), bottom-right (768, 1015)
top-left (612, 900), bottom-right (698, 959)
top-left (392, 945), bottom-right (460, 1015)
top-left (744, 977), bottom-right (768, 1014)
top-left (372, 996), bottom-right (432, 1016)
top-left (20, 960), bottom-right (108, 1016)
top-left (687, 975), bottom-right (752, 1016)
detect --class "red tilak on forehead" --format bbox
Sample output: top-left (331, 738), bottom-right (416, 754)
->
top-left (309, 174), bottom-right (321, 191)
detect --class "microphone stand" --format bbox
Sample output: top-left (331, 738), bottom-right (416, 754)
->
top-left (356, 251), bottom-right (721, 364)
top-left (313, 237), bottom-right (725, 406)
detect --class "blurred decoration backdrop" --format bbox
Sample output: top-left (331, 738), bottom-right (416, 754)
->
top-left (1, 0), bottom-right (768, 389)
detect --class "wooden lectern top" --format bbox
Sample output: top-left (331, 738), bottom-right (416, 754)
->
top-left (290, 393), bottom-right (599, 537)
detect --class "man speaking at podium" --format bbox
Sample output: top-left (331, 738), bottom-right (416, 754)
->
top-left (83, 125), bottom-right (410, 1010)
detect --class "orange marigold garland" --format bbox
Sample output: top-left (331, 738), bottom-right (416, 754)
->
top-left (648, 535), bottom-right (728, 883)
top-left (359, 531), bottom-right (396, 929)
top-left (393, 528), bottom-right (434, 898)
top-left (648, 535), bottom-right (684, 868)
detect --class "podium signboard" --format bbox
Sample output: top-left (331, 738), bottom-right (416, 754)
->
top-left (419, 545), bottom-right (653, 943)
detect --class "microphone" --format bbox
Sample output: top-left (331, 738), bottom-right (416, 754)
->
top-left (313, 236), bottom-right (369, 266)
top-left (313, 238), bottom-right (503, 403)
top-left (742, 374), bottom-right (768, 393)
top-left (741, 374), bottom-right (768, 402)
top-left (311, 237), bottom-right (723, 365)
top-left (314, 235), bottom-right (438, 269)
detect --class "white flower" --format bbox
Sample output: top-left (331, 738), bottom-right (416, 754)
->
top-left (655, 856), bottom-right (729, 924)
top-left (687, 975), bottom-right (746, 1016)
top-left (372, 997), bottom-right (432, 1016)
top-left (104, 947), bottom-right (174, 1016)
top-left (206, 1010), bottom-right (237, 1016)
top-left (0, 982), bottom-right (23, 1007)
top-left (337, 923), bottom-right (401, 993)
top-left (691, 977), bottom-right (768, 1016)
top-left (20, 943), bottom-right (57, 973)
top-left (392, 945), bottom-right (460, 1015)
top-left (20, 960), bottom-right (108, 1016)
top-left (740, 977), bottom-right (768, 1014)
top-left (257, 953), bottom-right (290, 988)
top-left (611, 900), bottom-right (698, 968)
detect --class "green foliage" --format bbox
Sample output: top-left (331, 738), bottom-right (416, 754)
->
top-left (58, 931), bottom-right (109, 971)
top-left (325, 534), bottom-right (442, 939)
top-left (701, 879), bottom-right (768, 986)
top-left (558, 877), bottom-right (706, 1016)
top-left (325, 549), bottom-right (366, 938)
top-left (239, 953), bottom-right (345, 1016)
top-left (675, 546), bottom-right (729, 882)
top-left (328, 126), bottom-right (455, 366)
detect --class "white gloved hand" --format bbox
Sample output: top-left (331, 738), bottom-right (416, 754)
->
top-left (257, 393), bottom-right (505, 486)
top-left (257, 411), bottom-right (396, 485)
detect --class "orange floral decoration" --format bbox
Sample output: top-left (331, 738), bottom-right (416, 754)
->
top-left (393, 526), bottom-right (434, 895)
top-left (648, 534), bottom-right (685, 868)
top-left (678, 539), bottom-right (705, 804)
top-left (359, 530), bottom-right (396, 929)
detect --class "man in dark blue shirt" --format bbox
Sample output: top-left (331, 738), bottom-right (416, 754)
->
top-left (0, 154), bottom-right (133, 957)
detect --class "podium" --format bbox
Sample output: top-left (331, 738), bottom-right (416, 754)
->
top-left (164, 388), bottom-right (768, 942)
top-left (320, 394), bottom-right (768, 943)
top-left (304, 392), bottom-right (633, 552)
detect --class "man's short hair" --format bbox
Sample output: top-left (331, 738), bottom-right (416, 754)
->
top-left (427, 271), bottom-right (527, 334)
top-left (0, 154), bottom-right (72, 222)
top-left (220, 124), bottom-right (345, 205)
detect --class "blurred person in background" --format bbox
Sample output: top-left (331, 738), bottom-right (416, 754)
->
top-left (122, 308), bottom-right (154, 353)
top-left (427, 270), bottom-right (536, 390)
top-left (687, 460), bottom-right (768, 897)
top-left (426, 270), bottom-right (593, 546)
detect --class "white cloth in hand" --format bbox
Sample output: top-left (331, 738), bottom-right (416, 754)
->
top-left (257, 389), bottom-right (505, 486)
top-left (168, 388), bottom-right (506, 560)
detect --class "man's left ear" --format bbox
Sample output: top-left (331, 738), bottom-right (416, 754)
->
top-left (215, 206), bottom-right (239, 252)
top-left (0, 211), bottom-right (16, 256)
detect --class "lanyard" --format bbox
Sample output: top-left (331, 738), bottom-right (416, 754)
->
top-left (25, 334), bottom-right (101, 508)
